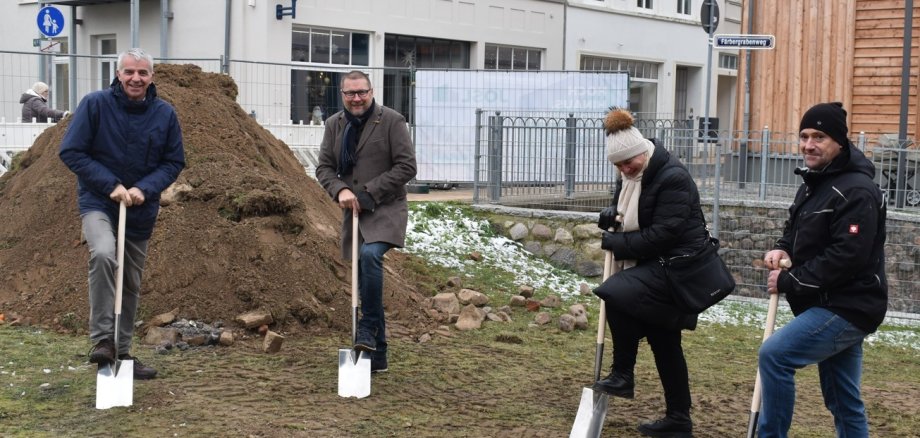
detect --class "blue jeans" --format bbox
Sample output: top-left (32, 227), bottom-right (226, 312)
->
top-left (358, 242), bottom-right (392, 359)
top-left (758, 307), bottom-right (869, 438)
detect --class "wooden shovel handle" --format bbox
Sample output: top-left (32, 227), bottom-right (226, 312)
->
top-left (750, 259), bottom-right (788, 412)
top-left (114, 201), bottom-right (126, 315)
top-left (351, 210), bottom-right (359, 309)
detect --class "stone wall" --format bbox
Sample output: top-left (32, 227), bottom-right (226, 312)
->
top-left (476, 202), bottom-right (920, 314)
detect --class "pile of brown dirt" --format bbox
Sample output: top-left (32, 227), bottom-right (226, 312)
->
top-left (0, 64), bottom-right (434, 338)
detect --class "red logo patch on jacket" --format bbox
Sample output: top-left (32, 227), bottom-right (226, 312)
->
top-left (849, 224), bottom-right (859, 234)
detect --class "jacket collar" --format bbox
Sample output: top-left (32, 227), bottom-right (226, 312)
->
top-left (109, 77), bottom-right (158, 113)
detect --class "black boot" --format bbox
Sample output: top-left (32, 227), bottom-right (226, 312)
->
top-left (592, 369), bottom-right (634, 399)
top-left (637, 411), bottom-right (693, 437)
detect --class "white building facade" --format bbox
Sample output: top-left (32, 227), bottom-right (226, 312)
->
top-left (2, 0), bottom-right (738, 126)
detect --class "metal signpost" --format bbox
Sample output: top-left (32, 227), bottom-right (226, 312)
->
top-left (36, 6), bottom-right (65, 98)
top-left (701, 0), bottom-right (721, 237)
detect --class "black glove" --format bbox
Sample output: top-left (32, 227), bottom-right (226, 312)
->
top-left (598, 206), bottom-right (619, 231)
top-left (356, 191), bottom-right (376, 213)
top-left (601, 231), bottom-right (618, 252)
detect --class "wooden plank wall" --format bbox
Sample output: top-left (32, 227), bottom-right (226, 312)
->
top-left (736, 0), bottom-right (920, 153)
top-left (736, 0), bottom-right (856, 153)
top-left (852, 1), bottom-right (920, 138)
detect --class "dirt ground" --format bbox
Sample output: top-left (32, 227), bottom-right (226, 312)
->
top-left (1, 65), bottom-right (917, 438)
top-left (2, 322), bottom-right (917, 437)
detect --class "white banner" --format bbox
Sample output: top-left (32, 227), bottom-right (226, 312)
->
top-left (414, 70), bottom-right (629, 182)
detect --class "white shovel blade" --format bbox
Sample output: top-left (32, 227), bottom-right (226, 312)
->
top-left (569, 387), bottom-right (608, 438)
top-left (337, 349), bottom-right (371, 399)
top-left (95, 360), bottom-right (134, 409)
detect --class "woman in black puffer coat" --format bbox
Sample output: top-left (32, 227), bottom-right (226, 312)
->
top-left (591, 109), bottom-right (708, 437)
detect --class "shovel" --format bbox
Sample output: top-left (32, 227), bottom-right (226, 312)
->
top-left (570, 248), bottom-right (615, 438)
top-left (96, 201), bottom-right (134, 410)
top-left (338, 209), bottom-right (371, 399)
top-left (746, 258), bottom-right (788, 437)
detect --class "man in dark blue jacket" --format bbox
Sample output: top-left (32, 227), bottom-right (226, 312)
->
top-left (759, 102), bottom-right (887, 437)
top-left (60, 48), bottom-right (185, 380)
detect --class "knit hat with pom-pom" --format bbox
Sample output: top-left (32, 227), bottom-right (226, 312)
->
top-left (604, 109), bottom-right (655, 164)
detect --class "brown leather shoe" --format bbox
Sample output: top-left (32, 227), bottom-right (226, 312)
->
top-left (88, 339), bottom-right (115, 365)
top-left (119, 354), bottom-right (158, 380)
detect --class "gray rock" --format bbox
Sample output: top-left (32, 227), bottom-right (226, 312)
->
top-left (569, 304), bottom-right (587, 318)
top-left (534, 312), bottom-right (552, 325)
top-left (540, 294), bottom-right (562, 308)
top-left (458, 288), bottom-right (489, 306)
top-left (455, 304), bottom-right (485, 331)
top-left (572, 224), bottom-right (602, 239)
top-left (554, 228), bottom-right (574, 244)
top-left (575, 260), bottom-right (603, 277)
top-left (143, 327), bottom-right (179, 346)
top-left (518, 285), bottom-right (535, 298)
top-left (550, 248), bottom-right (577, 270)
top-left (509, 222), bottom-right (529, 241)
top-left (523, 241), bottom-right (542, 255)
top-left (531, 223), bottom-right (553, 240)
top-left (558, 314), bottom-right (576, 332)
top-left (432, 292), bottom-right (461, 314)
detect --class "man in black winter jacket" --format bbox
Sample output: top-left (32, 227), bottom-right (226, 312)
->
top-left (758, 102), bottom-right (887, 437)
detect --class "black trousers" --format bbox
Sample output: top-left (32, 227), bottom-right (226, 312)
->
top-left (607, 305), bottom-right (692, 415)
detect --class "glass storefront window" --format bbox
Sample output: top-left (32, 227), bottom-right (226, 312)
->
top-left (383, 34), bottom-right (471, 121)
top-left (290, 70), bottom-right (345, 125)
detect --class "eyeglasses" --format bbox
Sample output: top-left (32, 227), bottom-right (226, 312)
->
top-left (341, 89), bottom-right (371, 98)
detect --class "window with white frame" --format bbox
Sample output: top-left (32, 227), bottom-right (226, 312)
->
top-left (50, 38), bottom-right (70, 111)
top-left (677, 0), bottom-right (691, 15)
top-left (290, 26), bottom-right (371, 124)
top-left (292, 26), bottom-right (370, 66)
top-left (96, 37), bottom-right (117, 90)
top-left (581, 55), bottom-right (658, 80)
top-left (484, 44), bottom-right (542, 70)
top-left (719, 53), bottom-right (738, 70)
top-left (581, 55), bottom-right (660, 115)
top-left (637, 0), bottom-right (653, 9)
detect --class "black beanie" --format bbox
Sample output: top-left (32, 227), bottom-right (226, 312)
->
top-left (799, 102), bottom-right (850, 147)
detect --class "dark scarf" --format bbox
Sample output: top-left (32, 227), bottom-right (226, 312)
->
top-left (338, 100), bottom-right (376, 177)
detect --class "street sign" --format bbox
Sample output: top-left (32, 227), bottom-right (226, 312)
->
top-left (701, 0), bottom-right (720, 34)
top-left (713, 34), bottom-right (776, 50)
top-left (37, 6), bottom-right (65, 38)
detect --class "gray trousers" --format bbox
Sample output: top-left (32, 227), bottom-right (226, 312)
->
top-left (82, 211), bottom-right (148, 353)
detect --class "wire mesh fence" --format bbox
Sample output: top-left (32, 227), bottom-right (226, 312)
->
top-left (1, 49), bottom-right (917, 313)
top-left (470, 111), bottom-right (920, 314)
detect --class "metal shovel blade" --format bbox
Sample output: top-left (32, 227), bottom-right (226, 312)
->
top-left (337, 348), bottom-right (371, 399)
top-left (569, 387), bottom-right (608, 438)
top-left (95, 359), bottom-right (134, 409)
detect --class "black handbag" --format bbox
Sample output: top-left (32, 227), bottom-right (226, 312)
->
top-left (659, 235), bottom-right (735, 313)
